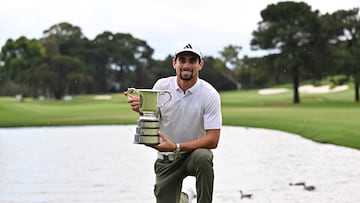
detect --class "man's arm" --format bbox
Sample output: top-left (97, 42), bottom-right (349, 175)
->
top-left (155, 129), bottom-right (220, 152)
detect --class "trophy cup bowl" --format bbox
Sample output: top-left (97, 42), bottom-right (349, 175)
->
top-left (126, 88), bottom-right (172, 145)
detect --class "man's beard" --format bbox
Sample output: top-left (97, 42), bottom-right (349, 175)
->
top-left (179, 69), bottom-right (193, 81)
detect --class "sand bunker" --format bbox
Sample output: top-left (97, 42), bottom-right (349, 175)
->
top-left (258, 88), bottom-right (289, 95)
top-left (299, 85), bottom-right (349, 94)
top-left (259, 85), bottom-right (349, 95)
top-left (94, 95), bottom-right (112, 100)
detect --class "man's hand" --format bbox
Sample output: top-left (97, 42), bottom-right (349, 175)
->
top-left (152, 132), bottom-right (176, 152)
top-left (124, 92), bottom-right (141, 113)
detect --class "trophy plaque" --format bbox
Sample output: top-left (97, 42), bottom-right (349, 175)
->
top-left (126, 88), bottom-right (172, 145)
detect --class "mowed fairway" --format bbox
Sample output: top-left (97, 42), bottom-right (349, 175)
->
top-left (0, 87), bottom-right (359, 150)
top-left (221, 88), bottom-right (360, 149)
top-left (0, 94), bottom-right (138, 126)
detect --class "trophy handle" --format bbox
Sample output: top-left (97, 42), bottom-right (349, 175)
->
top-left (126, 88), bottom-right (139, 98)
top-left (158, 90), bottom-right (172, 108)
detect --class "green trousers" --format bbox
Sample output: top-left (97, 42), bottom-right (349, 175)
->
top-left (154, 148), bottom-right (214, 203)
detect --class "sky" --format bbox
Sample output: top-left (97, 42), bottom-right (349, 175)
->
top-left (1, 0), bottom-right (359, 60)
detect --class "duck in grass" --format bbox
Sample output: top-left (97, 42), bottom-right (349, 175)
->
top-left (239, 190), bottom-right (253, 199)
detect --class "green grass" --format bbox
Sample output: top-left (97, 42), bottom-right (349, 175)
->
top-left (1, 87), bottom-right (359, 150)
top-left (0, 94), bottom-right (138, 127)
top-left (221, 88), bottom-right (360, 149)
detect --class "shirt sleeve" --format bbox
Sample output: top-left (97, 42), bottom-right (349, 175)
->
top-left (204, 91), bottom-right (222, 130)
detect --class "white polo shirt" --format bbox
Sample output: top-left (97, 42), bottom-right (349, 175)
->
top-left (153, 76), bottom-right (222, 143)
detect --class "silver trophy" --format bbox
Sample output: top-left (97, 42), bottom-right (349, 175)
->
top-left (126, 88), bottom-right (172, 145)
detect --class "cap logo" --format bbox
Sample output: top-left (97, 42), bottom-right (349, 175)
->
top-left (184, 44), bottom-right (193, 49)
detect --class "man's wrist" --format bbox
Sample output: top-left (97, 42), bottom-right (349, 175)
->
top-left (175, 143), bottom-right (181, 152)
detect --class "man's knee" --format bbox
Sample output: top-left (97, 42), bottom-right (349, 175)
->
top-left (192, 148), bottom-right (213, 167)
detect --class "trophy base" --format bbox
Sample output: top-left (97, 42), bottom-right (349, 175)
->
top-left (136, 126), bottom-right (159, 136)
top-left (137, 119), bottom-right (159, 128)
top-left (134, 134), bottom-right (160, 146)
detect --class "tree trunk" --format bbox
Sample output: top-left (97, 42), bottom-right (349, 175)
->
top-left (355, 79), bottom-right (359, 102)
top-left (292, 66), bottom-right (300, 104)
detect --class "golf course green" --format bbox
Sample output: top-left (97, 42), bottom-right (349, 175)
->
top-left (0, 86), bottom-right (359, 150)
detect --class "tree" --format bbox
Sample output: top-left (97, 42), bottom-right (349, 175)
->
top-left (92, 31), bottom-right (154, 91)
top-left (33, 55), bottom-right (87, 99)
top-left (42, 22), bottom-right (87, 57)
top-left (234, 55), bottom-right (289, 89)
top-left (0, 36), bottom-right (46, 100)
top-left (151, 55), bottom-right (175, 80)
top-left (41, 22), bottom-right (93, 96)
top-left (323, 8), bottom-right (360, 102)
top-left (219, 45), bottom-right (242, 68)
top-left (251, 2), bottom-right (321, 104)
top-left (218, 45), bottom-right (242, 89)
top-left (200, 56), bottom-right (238, 90)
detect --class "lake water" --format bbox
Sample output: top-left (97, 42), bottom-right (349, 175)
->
top-left (0, 125), bottom-right (359, 203)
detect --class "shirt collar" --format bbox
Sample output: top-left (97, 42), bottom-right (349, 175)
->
top-left (188, 79), bottom-right (201, 94)
top-left (175, 77), bottom-right (201, 95)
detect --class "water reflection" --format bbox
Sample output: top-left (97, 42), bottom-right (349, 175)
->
top-left (0, 125), bottom-right (359, 203)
